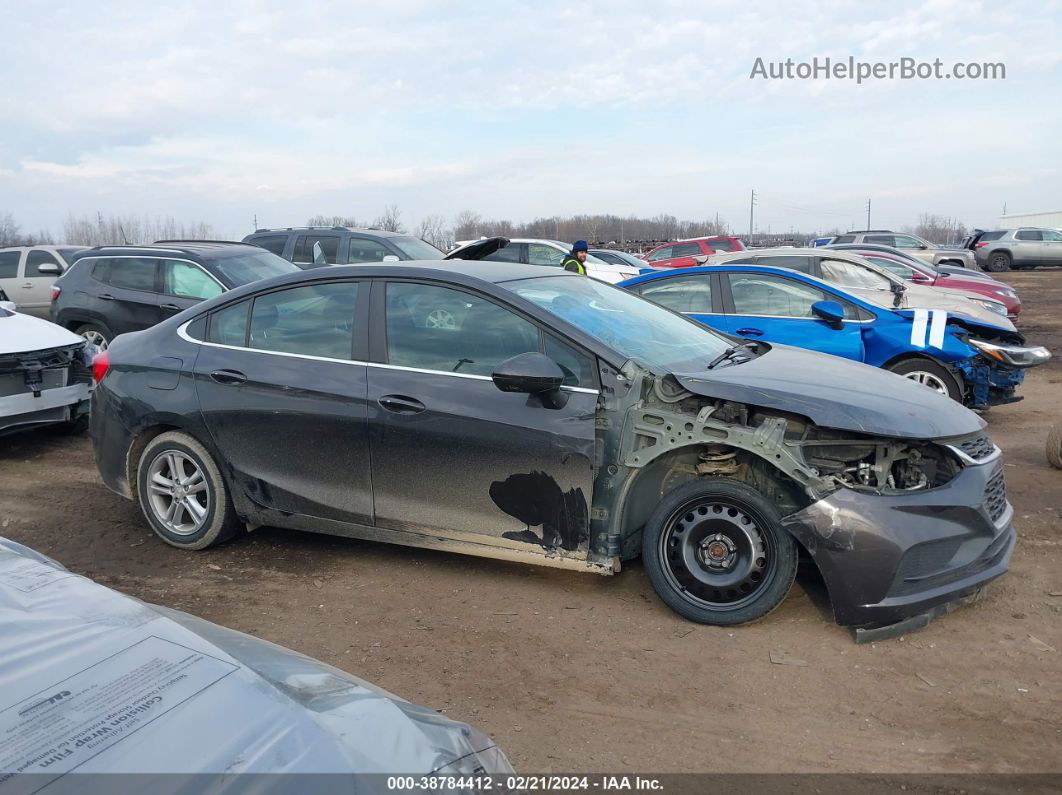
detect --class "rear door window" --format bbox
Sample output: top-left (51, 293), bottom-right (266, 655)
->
top-left (863, 234), bottom-right (897, 246)
top-left (670, 242), bottom-right (702, 258)
top-left (1015, 230), bottom-right (1043, 241)
top-left (819, 258), bottom-right (892, 290)
top-left (249, 282), bottom-right (358, 359)
top-left (0, 251), bottom-right (19, 278)
top-left (832, 235), bottom-right (856, 244)
top-left (485, 243), bottom-right (525, 263)
top-left (292, 235), bottom-right (340, 266)
top-left (704, 240), bottom-right (735, 252)
top-left (629, 275), bottom-right (713, 313)
top-left (208, 300), bottom-right (251, 346)
top-left (97, 258), bottom-right (159, 291)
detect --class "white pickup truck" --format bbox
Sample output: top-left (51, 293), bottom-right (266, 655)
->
top-left (0, 245), bottom-right (86, 318)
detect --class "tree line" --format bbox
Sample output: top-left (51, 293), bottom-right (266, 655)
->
top-left (1, 207), bottom-right (971, 253)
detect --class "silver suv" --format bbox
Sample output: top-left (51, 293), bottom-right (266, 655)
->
top-left (829, 230), bottom-right (975, 269)
top-left (968, 228), bottom-right (1062, 272)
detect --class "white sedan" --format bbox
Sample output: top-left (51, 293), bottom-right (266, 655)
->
top-left (0, 292), bottom-right (94, 435)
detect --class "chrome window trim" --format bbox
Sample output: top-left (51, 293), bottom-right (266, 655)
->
top-left (76, 254), bottom-right (226, 295)
top-left (176, 319), bottom-right (598, 394)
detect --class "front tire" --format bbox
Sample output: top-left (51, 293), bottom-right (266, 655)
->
top-left (642, 479), bottom-right (798, 626)
top-left (136, 431), bottom-right (241, 550)
top-left (986, 252), bottom-right (1011, 273)
top-left (887, 358), bottom-right (963, 402)
top-left (1047, 422), bottom-right (1062, 470)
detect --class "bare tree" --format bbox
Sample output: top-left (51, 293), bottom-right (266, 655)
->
top-left (307, 214), bottom-right (358, 228)
top-left (374, 204), bottom-right (405, 233)
top-left (415, 214), bottom-right (450, 249)
top-left (905, 213), bottom-right (967, 246)
top-left (452, 210), bottom-right (482, 241)
top-left (0, 212), bottom-right (21, 246)
top-left (62, 213), bottom-right (217, 246)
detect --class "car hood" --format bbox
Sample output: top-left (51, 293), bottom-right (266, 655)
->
top-left (672, 345), bottom-right (984, 440)
top-left (0, 308), bottom-right (84, 354)
top-left (444, 236), bottom-right (510, 260)
top-left (851, 284), bottom-right (1016, 331)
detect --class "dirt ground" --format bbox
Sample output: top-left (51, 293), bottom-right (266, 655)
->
top-left (2, 270), bottom-right (1061, 775)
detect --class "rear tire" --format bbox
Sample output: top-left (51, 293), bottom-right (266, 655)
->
top-left (1047, 423), bottom-right (1062, 470)
top-left (887, 358), bottom-right (963, 402)
top-left (986, 252), bottom-right (1011, 273)
top-left (642, 479), bottom-right (798, 626)
top-left (75, 323), bottom-right (111, 349)
top-left (136, 431), bottom-right (241, 550)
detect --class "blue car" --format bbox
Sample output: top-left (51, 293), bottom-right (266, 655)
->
top-left (618, 265), bottom-right (1050, 408)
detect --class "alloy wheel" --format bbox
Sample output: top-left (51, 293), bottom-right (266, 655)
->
top-left (80, 330), bottom-right (108, 350)
top-left (903, 371), bottom-right (950, 396)
top-left (146, 451), bottom-right (210, 536)
top-left (424, 308), bottom-right (457, 329)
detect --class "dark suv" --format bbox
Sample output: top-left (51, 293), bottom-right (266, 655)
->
top-left (51, 242), bottom-right (298, 347)
top-left (243, 227), bottom-right (445, 268)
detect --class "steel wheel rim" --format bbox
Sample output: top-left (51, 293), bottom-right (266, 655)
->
top-left (903, 371), bottom-right (949, 396)
top-left (146, 451), bottom-right (210, 536)
top-left (659, 497), bottom-right (775, 610)
top-left (424, 308), bottom-right (457, 329)
top-left (81, 330), bottom-right (108, 349)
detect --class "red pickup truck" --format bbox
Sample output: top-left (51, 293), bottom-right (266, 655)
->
top-left (642, 236), bottom-right (746, 268)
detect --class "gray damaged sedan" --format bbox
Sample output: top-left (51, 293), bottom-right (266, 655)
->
top-left (89, 262), bottom-right (1014, 640)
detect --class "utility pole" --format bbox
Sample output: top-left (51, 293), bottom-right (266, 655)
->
top-left (748, 189), bottom-right (756, 244)
top-left (866, 198), bottom-right (871, 229)
top-left (253, 213), bottom-right (258, 231)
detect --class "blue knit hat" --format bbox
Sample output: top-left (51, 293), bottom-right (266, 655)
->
top-left (572, 240), bottom-right (588, 252)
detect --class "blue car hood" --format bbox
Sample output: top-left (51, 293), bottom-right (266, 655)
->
top-left (672, 345), bottom-right (985, 440)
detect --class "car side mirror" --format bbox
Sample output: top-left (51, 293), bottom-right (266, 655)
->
top-left (492, 352), bottom-right (568, 409)
top-left (693, 255), bottom-right (709, 265)
top-left (382, 255), bottom-right (400, 262)
top-left (811, 300), bottom-right (846, 329)
top-left (37, 262), bottom-right (62, 275)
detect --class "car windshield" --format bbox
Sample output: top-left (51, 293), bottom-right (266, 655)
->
top-left (506, 275), bottom-right (732, 372)
top-left (207, 250), bottom-right (299, 286)
top-left (389, 236), bottom-right (445, 260)
top-left (596, 250), bottom-right (645, 267)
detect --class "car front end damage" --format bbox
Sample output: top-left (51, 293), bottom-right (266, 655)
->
top-left (0, 342), bottom-right (94, 434)
top-left (594, 356), bottom-right (1015, 639)
top-left (955, 329), bottom-right (1051, 408)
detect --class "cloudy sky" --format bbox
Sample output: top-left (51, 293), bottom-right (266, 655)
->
top-left (1, 0), bottom-right (1059, 239)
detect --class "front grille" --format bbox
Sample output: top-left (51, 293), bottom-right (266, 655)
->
top-left (956, 433), bottom-right (995, 461)
top-left (984, 467), bottom-right (1008, 523)
top-left (890, 527), bottom-right (1012, 598)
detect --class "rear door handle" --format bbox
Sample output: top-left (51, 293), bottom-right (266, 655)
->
top-left (378, 394), bottom-right (426, 414)
top-left (99, 293), bottom-right (115, 301)
top-left (210, 369), bottom-right (247, 385)
top-left (735, 327), bottom-right (764, 336)
top-left (21, 282), bottom-right (33, 289)
top-left (160, 303), bottom-right (181, 311)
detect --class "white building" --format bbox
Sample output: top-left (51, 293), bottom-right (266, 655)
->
top-left (999, 210), bottom-right (1062, 229)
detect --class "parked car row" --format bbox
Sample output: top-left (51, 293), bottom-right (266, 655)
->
top-left (961, 227), bottom-right (1062, 272)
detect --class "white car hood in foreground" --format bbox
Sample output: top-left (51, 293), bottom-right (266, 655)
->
top-left (0, 308), bottom-right (83, 355)
top-left (0, 537), bottom-right (511, 785)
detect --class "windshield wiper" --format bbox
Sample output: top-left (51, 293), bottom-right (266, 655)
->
top-left (706, 342), bottom-right (758, 370)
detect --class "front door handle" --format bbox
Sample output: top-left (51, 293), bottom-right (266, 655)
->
top-left (21, 282), bottom-right (33, 289)
top-left (378, 394), bottom-right (426, 414)
top-left (160, 303), bottom-right (181, 311)
top-left (98, 293), bottom-right (116, 301)
top-left (735, 327), bottom-right (764, 337)
top-left (210, 369), bottom-right (247, 385)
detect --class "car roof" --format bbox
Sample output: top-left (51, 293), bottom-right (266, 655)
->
top-left (248, 227), bottom-right (410, 238)
top-left (70, 242), bottom-right (262, 261)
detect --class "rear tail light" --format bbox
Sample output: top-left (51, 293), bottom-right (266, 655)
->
top-left (50, 286), bottom-right (61, 301)
top-left (91, 351), bottom-right (110, 383)
top-left (975, 242), bottom-right (989, 249)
